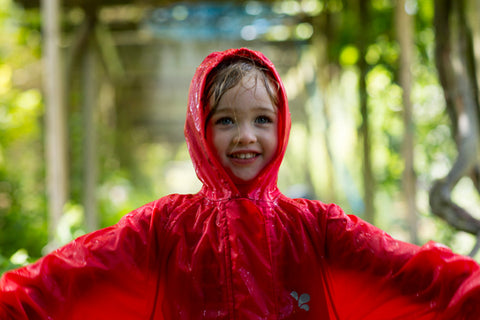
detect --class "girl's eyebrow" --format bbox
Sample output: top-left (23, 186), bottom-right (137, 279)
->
top-left (211, 107), bottom-right (234, 115)
top-left (214, 105), bottom-right (277, 114)
top-left (255, 106), bottom-right (277, 113)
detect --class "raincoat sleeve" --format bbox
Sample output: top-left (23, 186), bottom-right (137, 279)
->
top-left (323, 203), bottom-right (480, 320)
top-left (0, 198), bottom-right (169, 320)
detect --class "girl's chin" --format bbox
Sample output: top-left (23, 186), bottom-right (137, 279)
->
top-left (229, 172), bottom-right (258, 185)
top-left (232, 176), bottom-right (256, 185)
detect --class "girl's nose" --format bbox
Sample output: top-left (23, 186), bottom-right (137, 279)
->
top-left (234, 124), bottom-right (257, 145)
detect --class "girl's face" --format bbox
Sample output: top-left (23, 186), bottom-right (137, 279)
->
top-left (206, 71), bottom-right (278, 183)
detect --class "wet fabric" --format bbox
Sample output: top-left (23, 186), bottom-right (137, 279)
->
top-left (1, 48), bottom-right (479, 319)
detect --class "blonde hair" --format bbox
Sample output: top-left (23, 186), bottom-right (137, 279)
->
top-left (203, 57), bottom-right (280, 131)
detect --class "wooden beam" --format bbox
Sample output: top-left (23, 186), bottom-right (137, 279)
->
top-left (15, 0), bottom-right (242, 9)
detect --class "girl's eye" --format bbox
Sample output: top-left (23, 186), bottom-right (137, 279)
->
top-left (255, 115), bottom-right (272, 124)
top-left (215, 117), bottom-right (234, 126)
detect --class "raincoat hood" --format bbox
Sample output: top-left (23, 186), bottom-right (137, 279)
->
top-left (184, 48), bottom-right (291, 200)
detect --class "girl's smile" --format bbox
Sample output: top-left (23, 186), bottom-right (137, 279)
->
top-left (206, 71), bottom-right (278, 183)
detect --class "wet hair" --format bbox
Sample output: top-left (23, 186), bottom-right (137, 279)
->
top-left (203, 56), bottom-right (280, 132)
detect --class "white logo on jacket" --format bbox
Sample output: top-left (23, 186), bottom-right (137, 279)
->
top-left (290, 291), bottom-right (310, 311)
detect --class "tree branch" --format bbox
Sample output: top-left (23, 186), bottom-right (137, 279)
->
top-left (430, 0), bottom-right (480, 252)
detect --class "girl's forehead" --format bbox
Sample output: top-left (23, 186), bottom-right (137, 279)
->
top-left (233, 72), bottom-right (266, 92)
top-left (218, 77), bottom-right (272, 105)
top-left (203, 65), bottom-right (279, 122)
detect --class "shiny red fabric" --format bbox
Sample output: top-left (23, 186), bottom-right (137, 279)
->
top-left (1, 48), bottom-right (480, 319)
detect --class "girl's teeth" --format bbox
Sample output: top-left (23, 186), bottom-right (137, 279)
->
top-left (232, 153), bottom-right (256, 159)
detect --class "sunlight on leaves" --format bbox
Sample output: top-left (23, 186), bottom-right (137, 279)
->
top-left (339, 45), bottom-right (359, 66)
top-left (9, 249), bottom-right (29, 266)
top-left (0, 64), bottom-right (12, 94)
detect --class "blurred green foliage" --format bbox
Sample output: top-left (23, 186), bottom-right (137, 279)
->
top-left (0, 0), bottom-right (47, 273)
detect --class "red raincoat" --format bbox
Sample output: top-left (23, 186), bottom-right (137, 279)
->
top-left (1, 48), bottom-right (479, 319)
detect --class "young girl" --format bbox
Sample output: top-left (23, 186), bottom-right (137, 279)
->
top-left (1, 48), bottom-right (479, 319)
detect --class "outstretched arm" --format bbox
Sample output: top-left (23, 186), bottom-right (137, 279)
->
top-left (0, 200), bottom-right (164, 320)
top-left (323, 203), bottom-right (480, 320)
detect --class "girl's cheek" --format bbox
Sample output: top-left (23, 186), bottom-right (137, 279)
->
top-left (205, 125), bottom-right (216, 153)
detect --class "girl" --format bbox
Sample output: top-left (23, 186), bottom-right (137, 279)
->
top-left (0, 48), bottom-right (479, 319)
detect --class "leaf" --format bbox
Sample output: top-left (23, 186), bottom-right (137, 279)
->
top-left (290, 291), bottom-right (298, 301)
top-left (300, 304), bottom-right (310, 311)
top-left (299, 293), bottom-right (310, 305)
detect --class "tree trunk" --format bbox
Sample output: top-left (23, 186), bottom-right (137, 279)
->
top-left (431, 0), bottom-right (480, 256)
top-left (358, 0), bottom-right (375, 224)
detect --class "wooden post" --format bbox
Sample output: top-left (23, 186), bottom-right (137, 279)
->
top-left (82, 28), bottom-right (99, 232)
top-left (396, 0), bottom-right (418, 244)
top-left (41, 0), bottom-right (68, 246)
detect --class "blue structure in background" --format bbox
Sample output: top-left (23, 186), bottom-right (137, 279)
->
top-left (143, 2), bottom-right (310, 41)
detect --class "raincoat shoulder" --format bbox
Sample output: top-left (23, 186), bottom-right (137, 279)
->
top-left (305, 198), bottom-right (480, 319)
top-left (0, 193), bottom-right (192, 319)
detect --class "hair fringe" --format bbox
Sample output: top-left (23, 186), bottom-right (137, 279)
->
top-left (203, 56), bottom-right (280, 133)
